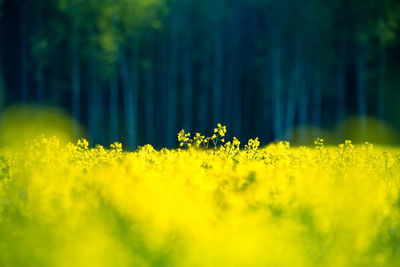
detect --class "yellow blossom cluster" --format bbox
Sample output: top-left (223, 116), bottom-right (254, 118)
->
top-left (1, 126), bottom-right (400, 266)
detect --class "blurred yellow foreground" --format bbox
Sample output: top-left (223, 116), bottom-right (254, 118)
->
top-left (0, 104), bottom-right (85, 147)
top-left (0, 124), bottom-right (400, 266)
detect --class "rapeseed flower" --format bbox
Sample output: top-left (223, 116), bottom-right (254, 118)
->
top-left (0, 125), bottom-right (400, 266)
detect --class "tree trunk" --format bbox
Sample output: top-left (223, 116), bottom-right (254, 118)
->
top-left (298, 65), bottom-right (310, 145)
top-left (181, 23), bottom-right (193, 132)
top-left (285, 91), bottom-right (297, 142)
top-left (312, 77), bottom-right (322, 137)
top-left (224, 31), bottom-right (235, 136)
top-left (263, 41), bottom-right (271, 142)
top-left (88, 58), bottom-right (98, 145)
top-left (120, 43), bottom-right (138, 149)
top-left (378, 40), bottom-right (386, 132)
top-left (355, 42), bottom-right (367, 135)
top-left (109, 68), bottom-right (119, 143)
top-left (212, 0), bottom-right (223, 126)
top-left (229, 5), bottom-right (242, 139)
top-left (285, 44), bottom-right (302, 141)
top-left (181, 40), bottom-right (193, 132)
top-left (51, 50), bottom-right (61, 104)
top-left (166, 7), bottom-right (179, 147)
top-left (198, 47), bottom-right (210, 135)
top-left (20, 1), bottom-right (28, 103)
top-left (0, 34), bottom-right (5, 112)
top-left (71, 20), bottom-right (81, 138)
top-left (88, 60), bottom-right (104, 146)
top-left (159, 32), bottom-right (169, 146)
top-left (285, 63), bottom-right (300, 141)
top-left (35, 4), bottom-right (44, 103)
top-left (272, 45), bottom-right (283, 140)
top-left (337, 41), bottom-right (347, 139)
top-left (241, 6), bottom-right (257, 141)
top-left (97, 90), bottom-right (105, 144)
top-left (145, 31), bottom-right (155, 145)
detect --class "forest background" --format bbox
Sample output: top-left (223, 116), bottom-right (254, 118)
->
top-left (0, 0), bottom-right (399, 148)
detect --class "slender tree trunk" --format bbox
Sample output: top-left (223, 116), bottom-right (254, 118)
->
top-left (88, 58), bottom-right (99, 145)
top-left (120, 42), bottom-right (138, 149)
top-left (166, 7), bottom-right (179, 147)
top-left (272, 44), bottom-right (283, 140)
top-left (355, 42), bottom-right (367, 135)
top-left (0, 34), bottom-right (5, 112)
top-left (312, 77), bottom-right (322, 137)
top-left (230, 5), bottom-right (242, 138)
top-left (285, 91), bottom-right (297, 141)
top-left (263, 42), bottom-right (271, 142)
top-left (242, 58), bottom-right (254, 141)
top-left (96, 90), bottom-right (105, 144)
top-left (285, 44), bottom-right (301, 141)
top-left (224, 41), bottom-right (234, 136)
top-left (89, 58), bottom-right (104, 146)
top-left (35, 4), bottom-right (44, 103)
top-left (71, 19), bottom-right (81, 138)
top-left (378, 40), bottom-right (386, 132)
top-left (159, 32), bottom-right (169, 146)
top-left (337, 41), bottom-right (347, 139)
top-left (182, 34), bottom-right (193, 132)
top-left (285, 64), bottom-right (299, 141)
top-left (109, 68), bottom-right (119, 143)
top-left (212, 0), bottom-right (223, 126)
top-left (224, 13), bottom-right (238, 136)
top-left (198, 45), bottom-right (211, 134)
top-left (298, 65), bottom-right (310, 144)
top-left (145, 31), bottom-right (155, 145)
top-left (20, 1), bottom-right (28, 103)
top-left (179, 0), bottom-right (193, 132)
top-left (0, 25), bottom-right (4, 134)
top-left (51, 51), bottom-right (61, 104)
top-left (268, 1), bottom-right (286, 142)
top-left (241, 6), bottom-right (256, 141)
top-left (179, 5), bottom-right (193, 133)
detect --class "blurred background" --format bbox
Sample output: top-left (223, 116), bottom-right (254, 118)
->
top-left (0, 0), bottom-right (399, 148)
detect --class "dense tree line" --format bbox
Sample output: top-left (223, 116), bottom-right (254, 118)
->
top-left (0, 0), bottom-right (399, 147)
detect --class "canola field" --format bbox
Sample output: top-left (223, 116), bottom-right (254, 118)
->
top-left (1, 124), bottom-right (400, 266)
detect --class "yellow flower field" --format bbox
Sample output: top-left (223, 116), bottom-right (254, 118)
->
top-left (1, 125), bottom-right (400, 266)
